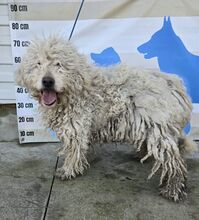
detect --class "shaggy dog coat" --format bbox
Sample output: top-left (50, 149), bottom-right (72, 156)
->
top-left (16, 37), bottom-right (194, 202)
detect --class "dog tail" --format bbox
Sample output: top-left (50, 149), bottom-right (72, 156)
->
top-left (178, 137), bottom-right (198, 155)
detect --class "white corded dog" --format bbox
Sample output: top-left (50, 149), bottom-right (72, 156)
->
top-left (16, 36), bottom-right (195, 201)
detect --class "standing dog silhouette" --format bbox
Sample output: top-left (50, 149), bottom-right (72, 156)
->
top-left (137, 16), bottom-right (199, 104)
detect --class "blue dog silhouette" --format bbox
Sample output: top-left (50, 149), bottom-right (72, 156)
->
top-left (91, 47), bottom-right (121, 67)
top-left (137, 16), bottom-right (199, 104)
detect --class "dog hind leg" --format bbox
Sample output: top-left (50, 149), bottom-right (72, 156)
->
top-left (140, 123), bottom-right (187, 201)
top-left (158, 148), bottom-right (187, 202)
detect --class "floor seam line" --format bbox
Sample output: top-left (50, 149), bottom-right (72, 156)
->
top-left (41, 156), bottom-right (59, 220)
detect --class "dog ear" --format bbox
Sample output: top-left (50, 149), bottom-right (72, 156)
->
top-left (163, 16), bottom-right (167, 26)
top-left (162, 16), bottom-right (175, 34)
top-left (166, 16), bottom-right (172, 28)
top-left (166, 16), bottom-right (175, 33)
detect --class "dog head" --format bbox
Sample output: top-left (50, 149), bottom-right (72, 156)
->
top-left (16, 36), bottom-right (86, 108)
top-left (137, 16), bottom-right (178, 59)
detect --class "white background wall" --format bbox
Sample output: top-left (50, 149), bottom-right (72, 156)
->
top-left (0, 0), bottom-right (15, 103)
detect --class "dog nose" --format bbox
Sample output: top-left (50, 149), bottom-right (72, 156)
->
top-left (42, 77), bottom-right (55, 89)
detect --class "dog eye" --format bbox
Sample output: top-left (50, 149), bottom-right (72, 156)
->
top-left (56, 62), bottom-right (61, 67)
top-left (37, 62), bottom-right (41, 65)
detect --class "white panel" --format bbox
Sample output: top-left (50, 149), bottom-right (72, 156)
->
top-left (0, 64), bottom-right (14, 81)
top-left (0, 45), bottom-right (12, 64)
top-left (0, 5), bottom-right (8, 16)
top-left (0, 100), bottom-right (15, 104)
top-left (0, 26), bottom-right (10, 45)
top-left (0, 1), bottom-right (8, 4)
top-left (0, 82), bottom-right (15, 102)
top-left (0, 72), bottom-right (14, 81)
top-left (0, 15), bottom-right (9, 25)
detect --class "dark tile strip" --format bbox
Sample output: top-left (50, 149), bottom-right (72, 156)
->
top-left (42, 156), bottom-right (59, 220)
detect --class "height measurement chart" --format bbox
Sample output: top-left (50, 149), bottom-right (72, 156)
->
top-left (8, 1), bottom-right (82, 143)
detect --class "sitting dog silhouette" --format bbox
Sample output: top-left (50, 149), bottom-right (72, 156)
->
top-left (91, 47), bottom-right (121, 67)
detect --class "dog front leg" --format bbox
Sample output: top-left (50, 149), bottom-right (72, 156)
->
top-left (56, 119), bottom-right (90, 180)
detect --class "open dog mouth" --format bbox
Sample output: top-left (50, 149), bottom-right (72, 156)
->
top-left (40, 89), bottom-right (58, 107)
top-left (139, 50), bottom-right (149, 58)
top-left (141, 52), bottom-right (151, 59)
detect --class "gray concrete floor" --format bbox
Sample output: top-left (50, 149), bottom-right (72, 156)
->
top-left (0, 105), bottom-right (199, 220)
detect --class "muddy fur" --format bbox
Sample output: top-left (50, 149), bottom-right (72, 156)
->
top-left (16, 36), bottom-right (194, 202)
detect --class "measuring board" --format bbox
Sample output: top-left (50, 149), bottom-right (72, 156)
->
top-left (8, 1), bottom-right (82, 143)
top-left (8, 1), bottom-right (199, 143)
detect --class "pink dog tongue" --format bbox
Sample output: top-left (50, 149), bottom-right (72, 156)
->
top-left (42, 90), bottom-right (57, 105)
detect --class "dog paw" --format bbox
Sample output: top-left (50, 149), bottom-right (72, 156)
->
top-left (159, 184), bottom-right (187, 202)
top-left (56, 167), bottom-right (76, 180)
